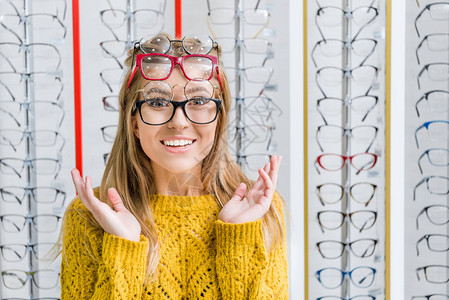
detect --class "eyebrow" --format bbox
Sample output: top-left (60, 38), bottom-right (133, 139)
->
top-left (185, 86), bottom-right (210, 96)
top-left (145, 88), bottom-right (171, 97)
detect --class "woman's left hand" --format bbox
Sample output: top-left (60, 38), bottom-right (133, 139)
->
top-left (218, 155), bottom-right (282, 224)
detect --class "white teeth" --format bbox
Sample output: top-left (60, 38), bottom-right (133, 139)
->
top-left (163, 139), bottom-right (194, 147)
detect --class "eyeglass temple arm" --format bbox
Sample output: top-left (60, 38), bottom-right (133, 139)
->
top-left (413, 177), bottom-right (426, 201)
top-left (416, 235), bottom-right (426, 256)
top-left (417, 151), bottom-right (427, 174)
top-left (314, 158), bottom-right (322, 175)
top-left (207, 15), bottom-right (217, 39)
top-left (414, 8), bottom-right (426, 38)
top-left (415, 124), bottom-right (425, 148)
top-left (415, 95), bottom-right (424, 117)
top-left (315, 127), bottom-right (324, 152)
top-left (253, 16), bottom-right (269, 39)
top-left (416, 207), bottom-right (426, 229)
top-left (417, 65), bottom-right (426, 89)
top-left (416, 267), bottom-right (423, 281)
top-left (416, 38), bottom-right (426, 65)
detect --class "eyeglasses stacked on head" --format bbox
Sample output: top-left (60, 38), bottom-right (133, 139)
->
top-left (0, 0), bottom-right (68, 297)
top-left (308, 0), bottom-right (385, 299)
top-left (101, 33), bottom-right (224, 159)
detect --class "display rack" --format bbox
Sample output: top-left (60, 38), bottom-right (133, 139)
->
top-left (0, 0), bottom-right (67, 298)
top-left (306, 0), bottom-right (389, 299)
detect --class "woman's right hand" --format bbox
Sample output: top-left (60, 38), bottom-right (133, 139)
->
top-left (71, 168), bottom-right (142, 242)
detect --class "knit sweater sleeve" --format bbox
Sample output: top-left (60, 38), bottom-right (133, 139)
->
top-left (60, 198), bottom-right (150, 300)
top-left (214, 191), bottom-right (289, 299)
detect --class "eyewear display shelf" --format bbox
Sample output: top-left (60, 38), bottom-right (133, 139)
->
top-left (405, 1), bottom-right (449, 299)
top-left (207, 0), bottom-right (278, 177)
top-left (305, 0), bottom-right (390, 299)
top-left (98, 0), bottom-right (166, 168)
top-left (0, 0), bottom-right (68, 298)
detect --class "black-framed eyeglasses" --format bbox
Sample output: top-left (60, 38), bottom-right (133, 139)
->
top-left (316, 182), bottom-right (377, 207)
top-left (317, 210), bottom-right (377, 233)
top-left (416, 234), bottom-right (449, 256)
top-left (415, 3), bottom-right (449, 37)
top-left (416, 33), bottom-right (449, 65)
top-left (416, 265), bottom-right (449, 284)
top-left (316, 124), bottom-right (378, 152)
top-left (417, 148), bottom-right (449, 174)
top-left (317, 95), bottom-right (379, 124)
top-left (416, 90), bottom-right (449, 117)
top-left (417, 63), bottom-right (449, 89)
top-left (414, 175), bottom-right (449, 200)
top-left (133, 79), bottom-right (222, 126)
top-left (315, 266), bottom-right (376, 289)
top-left (416, 205), bottom-right (449, 229)
top-left (415, 120), bottom-right (449, 148)
top-left (1, 269), bottom-right (60, 290)
top-left (0, 242), bottom-right (58, 262)
top-left (311, 38), bottom-right (378, 68)
top-left (0, 186), bottom-right (66, 206)
top-left (316, 238), bottom-right (378, 259)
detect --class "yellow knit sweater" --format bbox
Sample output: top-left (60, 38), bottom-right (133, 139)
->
top-left (60, 189), bottom-right (289, 299)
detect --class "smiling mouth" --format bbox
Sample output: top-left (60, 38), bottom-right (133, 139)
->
top-left (160, 139), bottom-right (197, 147)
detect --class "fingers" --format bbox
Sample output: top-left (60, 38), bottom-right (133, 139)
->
top-left (269, 155), bottom-right (282, 188)
top-left (231, 182), bottom-right (247, 201)
top-left (258, 166), bottom-right (275, 200)
top-left (108, 188), bottom-right (126, 212)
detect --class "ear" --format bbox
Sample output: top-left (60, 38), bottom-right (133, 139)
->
top-left (131, 115), bottom-right (140, 138)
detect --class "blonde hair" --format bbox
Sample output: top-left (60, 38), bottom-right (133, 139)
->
top-left (49, 32), bottom-right (290, 285)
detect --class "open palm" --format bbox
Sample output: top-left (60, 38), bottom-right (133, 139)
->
top-left (71, 169), bottom-right (141, 242)
top-left (218, 155), bottom-right (282, 224)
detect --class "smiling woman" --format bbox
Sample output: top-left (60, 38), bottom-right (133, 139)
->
top-left (48, 33), bottom-right (290, 299)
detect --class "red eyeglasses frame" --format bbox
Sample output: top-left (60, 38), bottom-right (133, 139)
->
top-left (127, 53), bottom-right (223, 90)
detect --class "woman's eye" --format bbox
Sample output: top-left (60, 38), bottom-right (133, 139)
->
top-left (189, 98), bottom-right (210, 105)
top-left (147, 99), bottom-right (169, 108)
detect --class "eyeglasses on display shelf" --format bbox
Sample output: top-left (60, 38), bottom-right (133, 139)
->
top-left (317, 210), bottom-right (378, 233)
top-left (315, 6), bottom-right (379, 40)
top-left (0, 0), bottom-right (68, 298)
top-left (416, 234), bottom-right (449, 256)
top-left (317, 94), bottom-right (379, 124)
top-left (415, 90), bottom-right (449, 117)
top-left (316, 182), bottom-right (377, 206)
top-left (315, 266), bottom-right (377, 289)
top-left (315, 124), bottom-right (378, 152)
top-left (308, 0), bottom-right (387, 298)
top-left (311, 38), bottom-right (378, 68)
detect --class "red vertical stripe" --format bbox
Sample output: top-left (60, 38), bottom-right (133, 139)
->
top-left (175, 0), bottom-right (182, 39)
top-left (72, 0), bottom-right (83, 176)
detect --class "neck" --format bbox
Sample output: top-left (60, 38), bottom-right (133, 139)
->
top-left (151, 161), bottom-right (205, 196)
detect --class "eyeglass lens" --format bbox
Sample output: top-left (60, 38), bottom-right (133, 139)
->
top-left (140, 54), bottom-right (214, 80)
